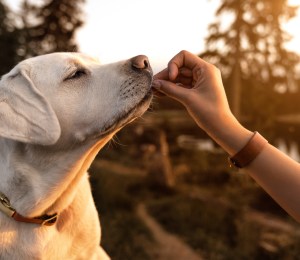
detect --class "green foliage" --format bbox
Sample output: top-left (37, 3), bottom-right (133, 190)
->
top-left (0, 0), bottom-right (85, 76)
top-left (19, 0), bottom-right (85, 57)
top-left (203, 0), bottom-right (299, 82)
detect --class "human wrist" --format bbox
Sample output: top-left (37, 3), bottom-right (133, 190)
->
top-left (228, 132), bottom-right (268, 169)
top-left (202, 112), bottom-right (253, 156)
top-left (182, 97), bottom-right (254, 155)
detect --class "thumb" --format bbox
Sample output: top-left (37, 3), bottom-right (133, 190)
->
top-left (152, 79), bottom-right (188, 103)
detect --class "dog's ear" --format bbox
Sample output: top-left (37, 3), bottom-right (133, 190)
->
top-left (0, 66), bottom-right (61, 145)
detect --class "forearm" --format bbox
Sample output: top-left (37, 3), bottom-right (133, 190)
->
top-left (154, 50), bottom-right (300, 222)
top-left (247, 144), bottom-right (300, 222)
top-left (186, 107), bottom-right (253, 155)
top-left (198, 111), bottom-right (300, 222)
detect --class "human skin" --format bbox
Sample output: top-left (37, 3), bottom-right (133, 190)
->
top-left (153, 50), bottom-right (300, 222)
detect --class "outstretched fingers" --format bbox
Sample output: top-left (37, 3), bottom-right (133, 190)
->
top-left (152, 79), bottom-right (189, 102)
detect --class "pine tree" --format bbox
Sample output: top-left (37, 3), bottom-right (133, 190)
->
top-left (201, 0), bottom-right (300, 126)
top-left (19, 0), bottom-right (85, 57)
top-left (0, 0), bottom-right (20, 75)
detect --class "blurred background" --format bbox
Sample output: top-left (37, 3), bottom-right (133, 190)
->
top-left (1, 0), bottom-right (300, 259)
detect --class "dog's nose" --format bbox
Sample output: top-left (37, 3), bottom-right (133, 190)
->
top-left (131, 55), bottom-right (150, 70)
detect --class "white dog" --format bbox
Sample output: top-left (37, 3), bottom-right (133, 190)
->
top-left (0, 52), bottom-right (153, 259)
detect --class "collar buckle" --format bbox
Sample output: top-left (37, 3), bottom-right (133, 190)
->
top-left (0, 192), bottom-right (16, 217)
top-left (41, 213), bottom-right (58, 226)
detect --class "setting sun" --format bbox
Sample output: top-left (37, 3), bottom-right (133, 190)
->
top-left (283, 0), bottom-right (300, 52)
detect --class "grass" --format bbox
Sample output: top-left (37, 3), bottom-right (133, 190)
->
top-left (147, 195), bottom-right (238, 259)
top-left (89, 154), bottom-right (300, 259)
top-left (89, 166), bottom-right (154, 260)
top-left (87, 122), bottom-right (300, 260)
top-left (147, 194), bottom-right (300, 260)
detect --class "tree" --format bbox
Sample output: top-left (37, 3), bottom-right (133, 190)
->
top-left (0, 0), bottom-right (85, 75)
top-left (201, 0), bottom-right (300, 128)
top-left (0, 0), bottom-right (20, 75)
top-left (19, 0), bottom-right (85, 58)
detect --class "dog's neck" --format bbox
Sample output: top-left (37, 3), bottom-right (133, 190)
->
top-left (0, 134), bottom-right (114, 218)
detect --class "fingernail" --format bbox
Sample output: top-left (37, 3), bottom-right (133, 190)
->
top-left (152, 79), bottom-right (161, 89)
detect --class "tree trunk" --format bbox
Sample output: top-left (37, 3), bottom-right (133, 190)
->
top-left (159, 130), bottom-right (175, 188)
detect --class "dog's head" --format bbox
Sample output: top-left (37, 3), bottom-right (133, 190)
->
top-left (0, 53), bottom-right (153, 145)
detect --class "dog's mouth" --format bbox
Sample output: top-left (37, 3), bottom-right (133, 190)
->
top-left (92, 55), bottom-right (154, 140)
top-left (98, 81), bottom-right (153, 138)
top-left (98, 64), bottom-right (153, 137)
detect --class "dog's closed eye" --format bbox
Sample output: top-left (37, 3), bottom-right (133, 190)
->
top-left (65, 69), bottom-right (87, 81)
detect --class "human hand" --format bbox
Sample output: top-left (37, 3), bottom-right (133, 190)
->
top-left (152, 50), bottom-right (234, 133)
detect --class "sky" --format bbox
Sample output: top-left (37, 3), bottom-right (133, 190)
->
top-left (6, 0), bottom-right (300, 73)
top-left (76, 0), bottom-right (220, 72)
